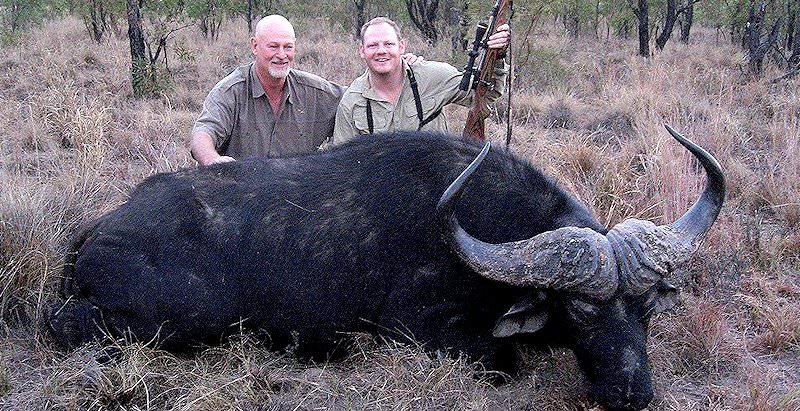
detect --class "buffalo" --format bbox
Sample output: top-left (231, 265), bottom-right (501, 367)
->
top-left (47, 126), bottom-right (724, 410)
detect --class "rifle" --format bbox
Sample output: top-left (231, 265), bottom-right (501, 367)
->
top-left (461, 0), bottom-right (513, 142)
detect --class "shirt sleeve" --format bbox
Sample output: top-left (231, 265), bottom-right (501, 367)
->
top-left (444, 58), bottom-right (508, 107)
top-left (483, 59), bottom-right (509, 104)
top-left (192, 86), bottom-right (235, 149)
top-left (415, 61), bottom-right (471, 108)
top-left (331, 99), bottom-right (359, 146)
top-left (324, 84), bottom-right (347, 139)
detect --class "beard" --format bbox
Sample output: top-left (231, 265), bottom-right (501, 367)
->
top-left (268, 62), bottom-right (290, 79)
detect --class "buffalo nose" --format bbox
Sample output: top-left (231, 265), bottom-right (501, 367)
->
top-left (594, 381), bottom-right (653, 411)
top-left (599, 391), bottom-right (653, 411)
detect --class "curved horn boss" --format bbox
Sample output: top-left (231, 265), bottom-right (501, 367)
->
top-left (608, 125), bottom-right (725, 295)
top-left (437, 125), bottom-right (725, 298)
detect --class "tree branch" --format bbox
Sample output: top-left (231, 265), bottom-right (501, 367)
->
top-left (676, 0), bottom-right (702, 16)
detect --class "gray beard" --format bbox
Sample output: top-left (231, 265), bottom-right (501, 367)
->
top-left (268, 65), bottom-right (290, 78)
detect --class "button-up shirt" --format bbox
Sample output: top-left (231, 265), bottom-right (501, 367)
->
top-left (332, 59), bottom-right (506, 145)
top-left (193, 64), bottom-right (345, 158)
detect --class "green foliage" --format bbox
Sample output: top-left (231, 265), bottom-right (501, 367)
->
top-left (608, 7), bottom-right (636, 38)
top-left (0, 0), bottom-right (68, 43)
top-left (529, 0), bottom-right (631, 37)
top-left (69, 0), bottom-right (126, 42)
top-left (131, 57), bottom-right (175, 97)
top-left (696, 0), bottom-right (748, 35)
top-left (515, 45), bottom-right (569, 91)
top-left (697, 0), bottom-right (796, 47)
top-left (223, 0), bottom-right (274, 32)
top-left (174, 39), bottom-right (196, 63)
top-left (276, 0), bottom-right (411, 34)
top-left (186, 0), bottom-right (227, 39)
top-left (553, 0), bottom-right (598, 35)
top-left (129, 0), bottom-right (191, 97)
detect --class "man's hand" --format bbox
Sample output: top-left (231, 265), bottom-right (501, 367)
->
top-left (191, 131), bottom-right (236, 166)
top-left (487, 23), bottom-right (510, 50)
top-left (209, 155), bottom-right (236, 165)
top-left (402, 53), bottom-right (425, 65)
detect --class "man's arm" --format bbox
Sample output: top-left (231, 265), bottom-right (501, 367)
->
top-left (481, 59), bottom-right (509, 104)
top-left (462, 22), bottom-right (511, 141)
top-left (191, 73), bottom-right (243, 165)
top-left (190, 130), bottom-right (235, 165)
top-left (482, 23), bottom-right (511, 104)
top-left (330, 101), bottom-right (360, 146)
top-left (450, 23), bottom-right (510, 106)
top-left (315, 82), bottom-right (347, 150)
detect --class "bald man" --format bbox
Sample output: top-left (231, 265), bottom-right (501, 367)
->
top-left (191, 15), bottom-right (345, 165)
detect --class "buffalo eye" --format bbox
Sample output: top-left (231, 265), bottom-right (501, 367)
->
top-left (639, 280), bottom-right (680, 321)
top-left (565, 299), bottom-right (600, 328)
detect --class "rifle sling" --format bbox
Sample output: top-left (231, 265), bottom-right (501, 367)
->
top-left (366, 98), bottom-right (374, 134)
top-left (365, 67), bottom-right (441, 134)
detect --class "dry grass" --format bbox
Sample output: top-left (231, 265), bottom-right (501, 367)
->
top-left (0, 15), bottom-right (799, 410)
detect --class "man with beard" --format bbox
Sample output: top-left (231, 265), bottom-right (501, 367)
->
top-left (190, 15), bottom-right (345, 165)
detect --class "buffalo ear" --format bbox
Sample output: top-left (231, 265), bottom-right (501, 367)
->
top-left (647, 280), bottom-right (680, 315)
top-left (493, 291), bottom-right (549, 337)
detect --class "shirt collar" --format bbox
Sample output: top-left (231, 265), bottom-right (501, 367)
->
top-left (249, 64), bottom-right (294, 105)
top-left (285, 70), bottom-right (298, 106)
top-left (249, 64), bottom-right (266, 98)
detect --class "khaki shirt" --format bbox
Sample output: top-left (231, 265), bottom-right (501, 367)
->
top-left (332, 59), bottom-right (506, 145)
top-left (193, 64), bottom-right (345, 158)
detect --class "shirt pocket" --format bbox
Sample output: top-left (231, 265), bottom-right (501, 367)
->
top-left (403, 99), bottom-right (421, 123)
top-left (403, 98), bottom-right (443, 131)
top-left (353, 101), bottom-right (389, 134)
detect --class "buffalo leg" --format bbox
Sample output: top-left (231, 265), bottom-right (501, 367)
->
top-left (46, 299), bottom-right (106, 349)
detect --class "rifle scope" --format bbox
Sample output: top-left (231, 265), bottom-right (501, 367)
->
top-left (459, 22), bottom-right (488, 91)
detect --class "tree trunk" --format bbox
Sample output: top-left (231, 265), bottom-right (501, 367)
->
top-left (405, 0), bottom-right (440, 44)
top-left (655, 0), bottom-right (677, 50)
top-left (744, 1), bottom-right (782, 77)
top-left (90, 8), bottom-right (103, 43)
top-left (446, 0), bottom-right (468, 53)
top-left (87, 0), bottom-right (108, 43)
top-left (564, 7), bottom-right (581, 37)
top-left (353, 0), bottom-right (366, 39)
top-left (593, 0), bottom-right (601, 39)
top-left (771, 4), bottom-right (800, 82)
top-left (619, 18), bottom-right (631, 39)
top-left (787, 1), bottom-right (797, 52)
top-left (10, 0), bottom-right (22, 32)
top-left (200, 18), bottom-right (208, 38)
top-left (246, 0), bottom-right (254, 33)
top-left (127, 0), bottom-right (147, 97)
top-left (730, 1), bottom-right (745, 45)
top-left (790, 9), bottom-right (800, 67)
top-left (633, 0), bottom-right (650, 57)
top-left (679, 0), bottom-right (694, 44)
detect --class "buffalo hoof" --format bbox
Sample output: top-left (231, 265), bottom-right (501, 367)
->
top-left (45, 299), bottom-right (102, 350)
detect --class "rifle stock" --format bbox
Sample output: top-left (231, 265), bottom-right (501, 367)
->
top-left (462, 0), bottom-right (513, 142)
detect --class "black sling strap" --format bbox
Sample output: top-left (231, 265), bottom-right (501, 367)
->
top-left (365, 67), bottom-right (442, 134)
top-left (366, 98), bottom-right (374, 134)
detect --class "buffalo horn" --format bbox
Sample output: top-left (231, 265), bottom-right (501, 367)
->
top-left (437, 142), bottom-right (619, 299)
top-left (607, 125), bottom-right (726, 296)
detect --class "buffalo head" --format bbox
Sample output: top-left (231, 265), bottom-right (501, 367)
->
top-left (437, 125), bottom-right (725, 410)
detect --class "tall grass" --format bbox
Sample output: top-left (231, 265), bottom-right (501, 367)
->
top-left (0, 15), bottom-right (798, 410)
